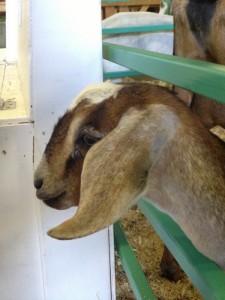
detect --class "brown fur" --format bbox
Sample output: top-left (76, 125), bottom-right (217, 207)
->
top-left (163, 0), bottom-right (225, 279)
top-left (172, 0), bottom-right (225, 128)
top-left (35, 82), bottom-right (225, 270)
top-left (160, 247), bottom-right (183, 282)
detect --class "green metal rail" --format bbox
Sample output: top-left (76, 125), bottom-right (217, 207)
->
top-left (138, 200), bottom-right (225, 299)
top-left (103, 42), bottom-right (225, 104)
top-left (104, 70), bottom-right (142, 79)
top-left (161, 0), bottom-right (173, 15)
top-left (102, 24), bottom-right (173, 35)
top-left (114, 222), bottom-right (157, 300)
top-left (114, 199), bottom-right (225, 300)
top-left (102, 24), bottom-right (173, 80)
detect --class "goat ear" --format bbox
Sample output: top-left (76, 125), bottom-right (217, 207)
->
top-left (47, 106), bottom-right (175, 239)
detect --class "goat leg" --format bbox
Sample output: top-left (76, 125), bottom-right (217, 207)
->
top-left (160, 245), bottom-right (183, 282)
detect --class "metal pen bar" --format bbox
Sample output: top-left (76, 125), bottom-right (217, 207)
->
top-left (103, 42), bottom-right (225, 104)
top-left (114, 222), bottom-right (157, 300)
top-left (103, 70), bottom-right (142, 79)
top-left (102, 24), bottom-right (173, 35)
top-left (138, 199), bottom-right (225, 300)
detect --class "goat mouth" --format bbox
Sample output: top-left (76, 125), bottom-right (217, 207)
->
top-left (42, 192), bottom-right (69, 209)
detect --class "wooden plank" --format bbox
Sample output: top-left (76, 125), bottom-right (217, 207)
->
top-left (140, 5), bottom-right (150, 11)
top-left (105, 6), bottom-right (118, 18)
top-left (119, 5), bottom-right (129, 12)
top-left (102, 0), bottom-right (160, 18)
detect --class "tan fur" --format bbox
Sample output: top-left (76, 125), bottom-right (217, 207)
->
top-left (172, 0), bottom-right (225, 128)
top-left (34, 82), bottom-right (225, 269)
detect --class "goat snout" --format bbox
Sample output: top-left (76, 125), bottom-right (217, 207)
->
top-left (34, 178), bottom-right (43, 189)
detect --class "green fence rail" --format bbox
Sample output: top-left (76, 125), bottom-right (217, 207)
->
top-left (102, 24), bottom-right (173, 80)
top-left (114, 222), bottom-right (157, 300)
top-left (114, 199), bottom-right (225, 300)
top-left (103, 42), bottom-right (225, 104)
top-left (138, 200), bottom-right (225, 299)
top-left (102, 24), bottom-right (173, 35)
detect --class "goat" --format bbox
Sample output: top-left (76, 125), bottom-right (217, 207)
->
top-left (34, 81), bottom-right (225, 270)
top-left (172, 0), bottom-right (225, 129)
top-left (159, 0), bottom-right (225, 280)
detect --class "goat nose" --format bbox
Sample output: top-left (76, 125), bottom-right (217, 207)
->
top-left (34, 178), bottom-right (43, 189)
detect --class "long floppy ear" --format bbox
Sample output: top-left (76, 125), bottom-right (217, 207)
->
top-left (48, 105), bottom-right (177, 239)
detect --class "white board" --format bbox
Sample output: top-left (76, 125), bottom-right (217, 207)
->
top-left (0, 0), bottom-right (115, 299)
top-left (31, 0), bottom-right (115, 299)
top-left (0, 124), bottom-right (44, 300)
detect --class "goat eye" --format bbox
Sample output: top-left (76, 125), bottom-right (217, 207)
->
top-left (82, 135), bottom-right (100, 146)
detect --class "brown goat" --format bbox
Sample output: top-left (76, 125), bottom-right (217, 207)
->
top-left (162, 0), bottom-right (225, 278)
top-left (172, 0), bottom-right (225, 129)
top-left (34, 82), bottom-right (225, 271)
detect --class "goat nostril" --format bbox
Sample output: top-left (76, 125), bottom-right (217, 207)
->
top-left (34, 178), bottom-right (43, 189)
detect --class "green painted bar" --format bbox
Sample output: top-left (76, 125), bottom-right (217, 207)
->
top-left (103, 70), bottom-right (142, 79)
top-left (138, 199), bottom-right (225, 300)
top-left (103, 42), bottom-right (225, 104)
top-left (162, 0), bottom-right (173, 15)
top-left (102, 0), bottom-right (131, 2)
top-left (114, 222), bottom-right (157, 300)
top-left (102, 24), bottom-right (173, 35)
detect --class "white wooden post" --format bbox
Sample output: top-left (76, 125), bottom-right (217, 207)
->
top-left (0, 0), bottom-right (115, 299)
top-left (31, 1), bottom-right (115, 299)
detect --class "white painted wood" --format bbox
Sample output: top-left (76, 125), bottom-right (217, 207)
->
top-left (38, 206), bottom-right (114, 300)
top-left (17, 0), bottom-right (30, 115)
top-left (31, 0), bottom-right (104, 140)
top-left (31, 0), bottom-right (115, 299)
top-left (0, 0), bottom-right (115, 298)
top-left (0, 124), bottom-right (44, 300)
